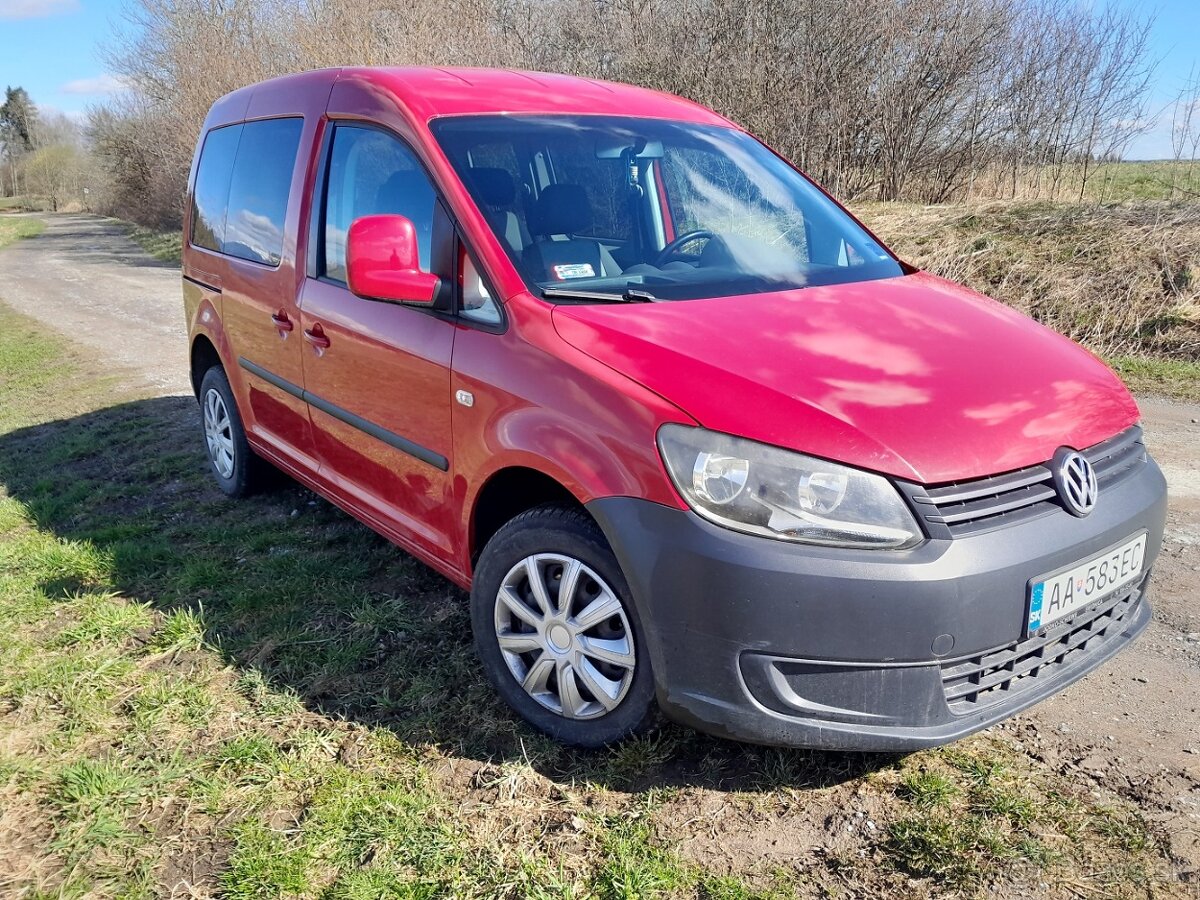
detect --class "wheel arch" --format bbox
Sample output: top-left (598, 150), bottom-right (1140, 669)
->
top-left (190, 333), bottom-right (223, 398)
top-left (469, 465), bottom-right (595, 565)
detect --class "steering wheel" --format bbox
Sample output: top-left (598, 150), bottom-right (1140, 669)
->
top-left (653, 229), bottom-right (717, 266)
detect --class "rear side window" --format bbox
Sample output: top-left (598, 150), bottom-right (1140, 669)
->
top-left (190, 124), bottom-right (241, 254)
top-left (223, 118), bottom-right (303, 266)
top-left (321, 125), bottom-right (437, 281)
top-left (189, 117), bottom-right (303, 266)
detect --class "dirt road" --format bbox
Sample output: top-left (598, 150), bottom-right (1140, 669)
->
top-left (0, 214), bottom-right (189, 394)
top-left (1, 213), bottom-right (1198, 875)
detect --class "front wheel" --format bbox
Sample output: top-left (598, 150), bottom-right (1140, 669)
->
top-left (470, 505), bottom-right (656, 747)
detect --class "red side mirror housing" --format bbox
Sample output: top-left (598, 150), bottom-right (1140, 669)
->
top-left (346, 214), bottom-right (440, 306)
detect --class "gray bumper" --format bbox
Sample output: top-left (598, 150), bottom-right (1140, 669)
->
top-left (586, 456), bottom-right (1167, 751)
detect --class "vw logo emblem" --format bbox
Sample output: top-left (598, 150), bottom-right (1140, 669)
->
top-left (1052, 448), bottom-right (1098, 517)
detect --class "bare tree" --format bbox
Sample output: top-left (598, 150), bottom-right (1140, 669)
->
top-left (89, 0), bottom-right (1164, 226)
top-left (1170, 65), bottom-right (1200, 197)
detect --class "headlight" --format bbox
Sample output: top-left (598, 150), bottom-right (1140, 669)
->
top-left (657, 424), bottom-right (922, 549)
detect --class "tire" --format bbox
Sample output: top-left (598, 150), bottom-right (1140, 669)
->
top-left (471, 504), bottom-right (657, 748)
top-left (198, 365), bottom-right (270, 498)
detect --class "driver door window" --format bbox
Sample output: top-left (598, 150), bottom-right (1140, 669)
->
top-left (322, 125), bottom-right (436, 281)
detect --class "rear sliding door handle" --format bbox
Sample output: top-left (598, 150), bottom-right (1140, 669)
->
top-left (270, 311), bottom-right (294, 332)
top-left (303, 324), bottom-right (331, 350)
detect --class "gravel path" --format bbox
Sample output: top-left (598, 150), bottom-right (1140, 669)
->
top-left (1, 212), bottom-right (1197, 874)
top-left (0, 213), bottom-right (189, 394)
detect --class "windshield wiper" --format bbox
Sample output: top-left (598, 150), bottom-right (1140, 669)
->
top-left (541, 286), bottom-right (658, 304)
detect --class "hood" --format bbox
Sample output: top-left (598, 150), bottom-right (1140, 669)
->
top-left (551, 272), bottom-right (1138, 484)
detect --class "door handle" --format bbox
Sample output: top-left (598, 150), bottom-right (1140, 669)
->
top-left (303, 324), bottom-right (331, 350)
top-left (271, 311), bottom-right (294, 332)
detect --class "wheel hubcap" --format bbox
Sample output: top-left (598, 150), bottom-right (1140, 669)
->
top-left (494, 553), bottom-right (636, 720)
top-left (203, 388), bottom-right (236, 480)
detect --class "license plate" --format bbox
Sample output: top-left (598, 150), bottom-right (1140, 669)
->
top-left (1028, 533), bottom-right (1147, 635)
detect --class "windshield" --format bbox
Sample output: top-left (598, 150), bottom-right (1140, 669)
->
top-left (431, 115), bottom-right (903, 302)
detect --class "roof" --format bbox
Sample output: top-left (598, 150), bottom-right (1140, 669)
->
top-left (337, 66), bottom-right (732, 125)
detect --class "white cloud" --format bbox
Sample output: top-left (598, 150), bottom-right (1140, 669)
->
top-left (34, 104), bottom-right (85, 121)
top-left (59, 75), bottom-right (128, 96)
top-left (0, 0), bottom-right (79, 20)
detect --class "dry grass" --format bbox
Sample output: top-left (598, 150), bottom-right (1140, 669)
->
top-left (855, 200), bottom-right (1200, 368)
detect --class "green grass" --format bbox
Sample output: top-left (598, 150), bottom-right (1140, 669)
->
top-left (0, 296), bottom-right (760, 900)
top-left (0, 285), bottom-right (1182, 895)
top-left (117, 221), bottom-right (181, 264)
top-left (1083, 160), bottom-right (1200, 203)
top-left (0, 215), bottom-right (43, 249)
top-left (881, 742), bottom-right (1168, 893)
top-left (1107, 355), bottom-right (1200, 401)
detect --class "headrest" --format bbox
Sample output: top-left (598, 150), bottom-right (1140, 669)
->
top-left (375, 168), bottom-right (433, 212)
top-left (532, 184), bottom-right (592, 235)
top-left (466, 167), bottom-right (516, 207)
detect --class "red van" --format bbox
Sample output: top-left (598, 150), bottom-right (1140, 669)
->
top-left (183, 67), bottom-right (1167, 750)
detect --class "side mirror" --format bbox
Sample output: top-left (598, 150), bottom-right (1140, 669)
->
top-left (346, 214), bottom-right (440, 307)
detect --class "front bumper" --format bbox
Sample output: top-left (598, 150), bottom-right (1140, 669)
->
top-left (586, 455), bottom-right (1167, 751)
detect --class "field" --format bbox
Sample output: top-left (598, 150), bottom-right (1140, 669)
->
top-left (0, 202), bottom-right (1196, 898)
top-left (1006, 159), bottom-right (1200, 204)
top-left (116, 221), bottom-right (183, 265)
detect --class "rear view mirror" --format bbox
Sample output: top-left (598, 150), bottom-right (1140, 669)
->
top-left (346, 215), bottom-right (440, 307)
top-left (595, 139), bottom-right (664, 159)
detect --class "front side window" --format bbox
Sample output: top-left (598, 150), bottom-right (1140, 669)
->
top-left (322, 125), bottom-right (436, 282)
top-left (432, 115), bottom-right (902, 302)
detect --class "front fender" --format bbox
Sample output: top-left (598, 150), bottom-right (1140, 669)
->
top-left (450, 308), bottom-right (695, 576)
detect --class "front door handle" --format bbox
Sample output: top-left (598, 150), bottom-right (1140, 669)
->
top-left (271, 311), bottom-right (294, 332)
top-left (303, 324), bottom-right (331, 350)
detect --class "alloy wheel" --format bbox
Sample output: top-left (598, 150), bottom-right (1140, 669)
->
top-left (203, 387), bottom-right (236, 479)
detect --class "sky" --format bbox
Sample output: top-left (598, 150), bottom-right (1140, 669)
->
top-left (0, 0), bottom-right (127, 121)
top-left (0, 0), bottom-right (1197, 159)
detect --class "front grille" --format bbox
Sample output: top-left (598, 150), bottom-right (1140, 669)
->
top-left (940, 582), bottom-right (1144, 713)
top-left (912, 426), bottom-right (1146, 537)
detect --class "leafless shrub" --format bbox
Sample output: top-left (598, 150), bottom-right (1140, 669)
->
top-left (1169, 66), bottom-right (1200, 198)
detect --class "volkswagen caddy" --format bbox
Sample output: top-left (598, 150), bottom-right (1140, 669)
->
top-left (183, 67), bottom-right (1167, 750)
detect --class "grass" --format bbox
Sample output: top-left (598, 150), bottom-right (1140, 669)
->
top-left (117, 221), bottom-right (182, 264)
top-left (0, 221), bottom-right (1188, 894)
top-left (1107, 355), bottom-right (1200, 401)
top-left (882, 743), bottom-right (1133, 889)
top-left (1082, 159), bottom-right (1200, 204)
top-left (0, 296), bottom-right (742, 896)
top-left (0, 215), bottom-right (44, 249)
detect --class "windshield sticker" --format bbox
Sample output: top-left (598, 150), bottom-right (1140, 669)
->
top-left (553, 263), bottom-right (596, 280)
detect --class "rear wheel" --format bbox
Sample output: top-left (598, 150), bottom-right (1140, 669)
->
top-left (199, 366), bottom-right (269, 497)
top-left (471, 505), bottom-right (656, 747)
